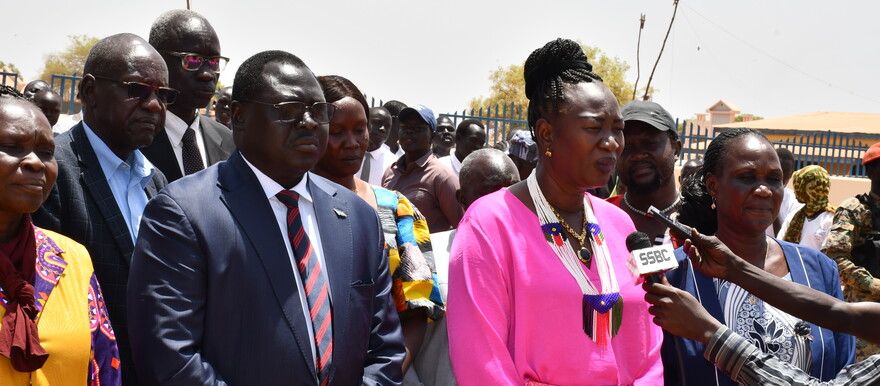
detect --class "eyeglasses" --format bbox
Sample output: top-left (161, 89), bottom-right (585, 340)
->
top-left (242, 100), bottom-right (336, 124)
top-left (162, 51), bottom-right (229, 73)
top-left (92, 75), bottom-right (179, 105)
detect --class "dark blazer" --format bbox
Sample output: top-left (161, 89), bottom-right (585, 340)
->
top-left (140, 115), bottom-right (234, 182)
top-left (32, 121), bottom-right (168, 385)
top-left (128, 151), bottom-right (405, 385)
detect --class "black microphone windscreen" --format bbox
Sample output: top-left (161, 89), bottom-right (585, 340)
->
top-left (626, 231), bottom-right (653, 253)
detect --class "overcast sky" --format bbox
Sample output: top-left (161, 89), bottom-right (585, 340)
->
top-left (4, 0), bottom-right (879, 122)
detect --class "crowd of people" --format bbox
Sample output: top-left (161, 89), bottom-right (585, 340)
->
top-left (2, 8), bottom-right (880, 386)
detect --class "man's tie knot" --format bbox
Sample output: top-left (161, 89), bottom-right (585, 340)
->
top-left (183, 127), bottom-right (197, 143)
top-left (276, 190), bottom-right (301, 208)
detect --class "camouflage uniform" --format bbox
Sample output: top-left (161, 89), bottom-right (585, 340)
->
top-left (821, 192), bottom-right (880, 360)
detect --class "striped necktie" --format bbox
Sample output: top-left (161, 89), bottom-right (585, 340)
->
top-left (276, 190), bottom-right (333, 385)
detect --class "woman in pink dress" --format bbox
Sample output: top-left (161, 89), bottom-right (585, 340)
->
top-left (447, 39), bottom-right (664, 385)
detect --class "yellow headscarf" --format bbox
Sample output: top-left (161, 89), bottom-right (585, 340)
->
top-left (782, 165), bottom-right (836, 243)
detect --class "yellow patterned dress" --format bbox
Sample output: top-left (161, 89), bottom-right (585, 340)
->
top-left (0, 227), bottom-right (120, 385)
top-left (371, 186), bottom-right (445, 320)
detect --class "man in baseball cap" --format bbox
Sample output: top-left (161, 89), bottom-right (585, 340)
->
top-left (608, 100), bottom-right (683, 246)
top-left (382, 104), bottom-right (463, 231)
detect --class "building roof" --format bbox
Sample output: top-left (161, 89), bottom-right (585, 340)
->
top-left (714, 111), bottom-right (880, 134)
top-left (707, 99), bottom-right (740, 113)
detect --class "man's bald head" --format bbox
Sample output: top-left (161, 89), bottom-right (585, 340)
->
top-left (149, 9), bottom-right (218, 51)
top-left (456, 148), bottom-right (520, 210)
top-left (23, 80), bottom-right (51, 100)
top-left (84, 33), bottom-right (168, 79)
top-left (80, 33), bottom-right (169, 160)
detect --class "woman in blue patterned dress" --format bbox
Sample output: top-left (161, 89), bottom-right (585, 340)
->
top-left (663, 127), bottom-right (854, 385)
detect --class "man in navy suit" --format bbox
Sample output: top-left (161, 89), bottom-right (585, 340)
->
top-left (141, 9), bottom-right (234, 182)
top-left (32, 33), bottom-right (172, 385)
top-left (128, 50), bottom-right (405, 385)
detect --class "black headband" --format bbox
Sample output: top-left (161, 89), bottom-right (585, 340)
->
top-left (524, 60), bottom-right (593, 98)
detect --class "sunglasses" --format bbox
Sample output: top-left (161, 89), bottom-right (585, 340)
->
top-left (242, 100), bottom-right (336, 124)
top-left (163, 51), bottom-right (229, 73)
top-left (93, 75), bottom-right (179, 105)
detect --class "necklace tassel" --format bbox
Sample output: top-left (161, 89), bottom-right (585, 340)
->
top-left (582, 295), bottom-right (594, 339)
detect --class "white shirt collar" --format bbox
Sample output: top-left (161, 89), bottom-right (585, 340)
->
top-left (240, 152), bottom-right (313, 204)
top-left (165, 111), bottom-right (201, 147)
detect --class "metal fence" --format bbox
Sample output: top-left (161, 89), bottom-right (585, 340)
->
top-left (46, 73), bottom-right (224, 117)
top-left (445, 103), bottom-right (873, 178)
top-left (50, 73), bottom-right (82, 115)
top-left (442, 103), bottom-right (528, 147)
top-left (0, 72), bottom-right (19, 88)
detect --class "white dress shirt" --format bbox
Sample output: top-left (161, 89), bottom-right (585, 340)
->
top-left (165, 111), bottom-right (208, 176)
top-left (242, 155), bottom-right (330, 367)
top-left (358, 144), bottom-right (399, 186)
top-left (436, 154), bottom-right (462, 176)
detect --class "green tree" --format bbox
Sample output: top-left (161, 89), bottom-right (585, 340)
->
top-left (0, 61), bottom-right (21, 75)
top-left (469, 43), bottom-right (655, 110)
top-left (39, 35), bottom-right (99, 81)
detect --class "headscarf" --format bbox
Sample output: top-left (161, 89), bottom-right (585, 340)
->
top-left (782, 165), bottom-right (836, 243)
top-left (0, 215), bottom-right (47, 372)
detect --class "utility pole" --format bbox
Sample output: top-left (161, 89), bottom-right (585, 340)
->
top-left (632, 14), bottom-right (646, 101)
top-left (644, 0), bottom-right (679, 100)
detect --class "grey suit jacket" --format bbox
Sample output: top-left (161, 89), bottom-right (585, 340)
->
top-left (32, 121), bottom-right (168, 385)
top-left (128, 151), bottom-right (405, 385)
top-left (141, 115), bottom-right (234, 183)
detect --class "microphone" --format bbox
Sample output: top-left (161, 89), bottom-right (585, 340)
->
top-left (626, 231), bottom-right (677, 284)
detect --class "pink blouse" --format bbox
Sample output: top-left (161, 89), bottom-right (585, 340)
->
top-left (448, 189), bottom-right (663, 385)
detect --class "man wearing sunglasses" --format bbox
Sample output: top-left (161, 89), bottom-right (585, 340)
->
top-left (129, 50), bottom-right (405, 385)
top-left (141, 9), bottom-right (234, 183)
top-left (32, 33), bottom-right (171, 386)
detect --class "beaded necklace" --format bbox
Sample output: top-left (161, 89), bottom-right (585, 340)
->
top-left (528, 173), bottom-right (623, 346)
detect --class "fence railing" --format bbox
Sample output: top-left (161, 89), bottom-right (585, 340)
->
top-left (50, 73), bottom-right (82, 115)
top-left (442, 103), bottom-right (528, 147)
top-left (449, 103), bottom-right (873, 178)
top-left (0, 72), bottom-right (19, 89)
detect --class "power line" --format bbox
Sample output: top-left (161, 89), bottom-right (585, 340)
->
top-left (682, 3), bottom-right (880, 106)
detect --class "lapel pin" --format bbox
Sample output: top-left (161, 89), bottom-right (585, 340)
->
top-left (333, 208), bottom-right (347, 218)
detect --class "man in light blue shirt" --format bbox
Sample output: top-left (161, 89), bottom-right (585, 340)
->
top-left (32, 32), bottom-right (172, 386)
top-left (82, 121), bottom-right (155, 240)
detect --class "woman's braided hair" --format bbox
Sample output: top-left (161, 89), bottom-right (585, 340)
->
top-left (0, 85), bottom-right (28, 100)
top-left (523, 38), bottom-right (603, 139)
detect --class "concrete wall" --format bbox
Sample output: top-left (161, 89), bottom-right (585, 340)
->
top-left (827, 176), bottom-right (871, 206)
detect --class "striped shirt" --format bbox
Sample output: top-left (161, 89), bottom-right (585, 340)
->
top-left (706, 326), bottom-right (880, 385)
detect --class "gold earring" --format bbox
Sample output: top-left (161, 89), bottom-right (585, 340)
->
top-left (545, 148), bottom-right (552, 158)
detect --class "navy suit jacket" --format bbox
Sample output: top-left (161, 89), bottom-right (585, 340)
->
top-left (141, 115), bottom-right (235, 183)
top-left (32, 122), bottom-right (168, 385)
top-left (128, 151), bottom-right (405, 385)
